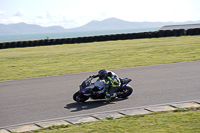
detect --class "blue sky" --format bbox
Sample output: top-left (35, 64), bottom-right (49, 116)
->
top-left (0, 0), bottom-right (200, 29)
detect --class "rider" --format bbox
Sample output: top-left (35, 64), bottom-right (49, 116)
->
top-left (92, 69), bottom-right (121, 100)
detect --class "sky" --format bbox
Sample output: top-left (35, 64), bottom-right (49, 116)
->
top-left (0, 0), bottom-right (200, 29)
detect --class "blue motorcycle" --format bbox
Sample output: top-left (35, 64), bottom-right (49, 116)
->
top-left (73, 76), bottom-right (133, 102)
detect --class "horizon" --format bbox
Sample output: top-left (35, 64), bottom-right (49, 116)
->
top-left (0, 0), bottom-right (200, 29)
top-left (1, 17), bottom-right (200, 30)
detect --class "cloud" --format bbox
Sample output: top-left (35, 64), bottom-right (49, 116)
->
top-left (30, 10), bottom-right (92, 28)
top-left (10, 16), bottom-right (23, 23)
top-left (0, 10), bottom-right (5, 15)
top-left (14, 9), bottom-right (26, 17)
top-left (1, 10), bottom-right (25, 24)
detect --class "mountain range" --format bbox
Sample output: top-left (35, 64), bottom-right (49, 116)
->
top-left (1, 17), bottom-right (200, 35)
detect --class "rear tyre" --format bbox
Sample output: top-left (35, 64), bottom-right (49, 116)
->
top-left (117, 85), bottom-right (133, 98)
top-left (73, 92), bottom-right (89, 102)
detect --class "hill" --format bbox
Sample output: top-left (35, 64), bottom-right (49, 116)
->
top-left (0, 18), bottom-right (200, 35)
top-left (67, 18), bottom-right (200, 32)
top-left (0, 22), bottom-right (66, 35)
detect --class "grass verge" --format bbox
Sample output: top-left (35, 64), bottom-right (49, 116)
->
top-left (28, 107), bottom-right (200, 133)
top-left (0, 35), bottom-right (200, 81)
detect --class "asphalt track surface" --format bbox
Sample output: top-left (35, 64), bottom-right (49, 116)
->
top-left (0, 61), bottom-right (200, 128)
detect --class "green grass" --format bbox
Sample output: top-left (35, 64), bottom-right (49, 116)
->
top-left (0, 35), bottom-right (200, 81)
top-left (29, 107), bottom-right (200, 133)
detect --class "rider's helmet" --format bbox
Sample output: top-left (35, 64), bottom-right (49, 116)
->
top-left (98, 69), bottom-right (107, 80)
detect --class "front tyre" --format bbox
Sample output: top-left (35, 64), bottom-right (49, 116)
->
top-left (117, 85), bottom-right (133, 98)
top-left (73, 92), bottom-right (89, 102)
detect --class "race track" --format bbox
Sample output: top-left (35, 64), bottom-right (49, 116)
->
top-left (0, 61), bottom-right (200, 128)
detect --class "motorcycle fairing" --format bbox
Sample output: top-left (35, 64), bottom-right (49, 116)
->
top-left (120, 78), bottom-right (132, 88)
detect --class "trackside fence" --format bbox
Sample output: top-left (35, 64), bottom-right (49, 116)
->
top-left (0, 28), bottom-right (200, 49)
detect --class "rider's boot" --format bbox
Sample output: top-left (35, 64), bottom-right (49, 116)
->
top-left (105, 93), bottom-right (111, 101)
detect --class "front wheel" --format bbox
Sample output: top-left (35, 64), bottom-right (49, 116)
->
top-left (73, 92), bottom-right (89, 102)
top-left (116, 85), bottom-right (133, 98)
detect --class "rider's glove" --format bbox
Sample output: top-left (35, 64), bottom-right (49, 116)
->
top-left (92, 74), bottom-right (98, 78)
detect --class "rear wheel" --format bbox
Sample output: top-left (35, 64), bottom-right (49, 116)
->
top-left (73, 92), bottom-right (89, 102)
top-left (117, 85), bottom-right (133, 98)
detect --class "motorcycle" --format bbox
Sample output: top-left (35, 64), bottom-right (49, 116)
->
top-left (73, 76), bottom-right (133, 102)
